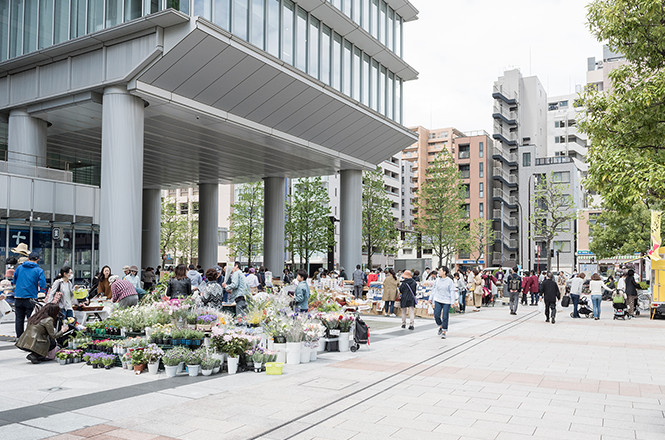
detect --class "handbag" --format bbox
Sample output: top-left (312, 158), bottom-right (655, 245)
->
top-left (47, 280), bottom-right (63, 305)
top-left (561, 295), bottom-right (571, 307)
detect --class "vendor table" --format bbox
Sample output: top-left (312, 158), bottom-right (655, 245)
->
top-left (74, 309), bottom-right (109, 324)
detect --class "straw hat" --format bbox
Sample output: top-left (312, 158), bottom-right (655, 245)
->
top-left (129, 265), bottom-right (139, 272)
top-left (11, 242), bottom-right (30, 256)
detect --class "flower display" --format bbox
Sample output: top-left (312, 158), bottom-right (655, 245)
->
top-left (143, 343), bottom-right (164, 364)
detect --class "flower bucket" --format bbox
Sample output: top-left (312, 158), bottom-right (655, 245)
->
top-left (299, 343), bottom-right (310, 364)
top-left (266, 362), bottom-right (284, 375)
top-left (338, 332), bottom-right (350, 352)
top-left (286, 342), bottom-right (301, 365)
top-left (58, 359), bottom-right (67, 366)
top-left (201, 369), bottom-right (213, 376)
top-left (227, 356), bottom-right (239, 375)
top-left (187, 365), bottom-right (200, 377)
top-left (274, 343), bottom-right (287, 363)
top-left (165, 365), bottom-right (178, 377)
top-left (318, 339), bottom-right (326, 353)
top-left (310, 348), bottom-right (317, 362)
top-left (147, 362), bottom-right (160, 375)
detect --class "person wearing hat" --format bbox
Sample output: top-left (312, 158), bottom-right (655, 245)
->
top-left (109, 275), bottom-right (139, 308)
top-left (246, 267), bottom-right (259, 293)
top-left (125, 265), bottom-right (146, 299)
top-left (121, 265), bottom-right (131, 279)
top-left (12, 252), bottom-right (46, 338)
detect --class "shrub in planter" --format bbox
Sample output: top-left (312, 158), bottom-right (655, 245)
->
top-left (201, 358), bottom-right (215, 376)
top-left (102, 355), bottom-right (115, 369)
top-left (131, 350), bottom-right (146, 374)
top-left (162, 348), bottom-right (182, 377)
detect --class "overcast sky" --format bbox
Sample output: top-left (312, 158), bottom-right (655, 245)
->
top-left (402, 0), bottom-right (602, 132)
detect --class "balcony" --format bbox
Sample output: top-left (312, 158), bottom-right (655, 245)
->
top-left (492, 103), bottom-right (517, 126)
top-left (492, 85), bottom-right (518, 105)
top-left (492, 188), bottom-right (518, 207)
top-left (492, 145), bottom-right (518, 167)
top-left (535, 156), bottom-right (573, 166)
top-left (492, 131), bottom-right (518, 147)
top-left (493, 168), bottom-right (518, 186)
top-left (492, 209), bottom-right (518, 229)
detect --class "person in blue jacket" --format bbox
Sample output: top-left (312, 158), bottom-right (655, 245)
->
top-left (293, 269), bottom-right (310, 313)
top-left (12, 252), bottom-right (46, 338)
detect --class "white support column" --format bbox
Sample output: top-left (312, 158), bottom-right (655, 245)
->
top-left (8, 109), bottom-right (47, 167)
top-left (199, 183), bottom-right (219, 270)
top-left (264, 177), bottom-right (286, 276)
top-left (100, 86), bottom-right (144, 275)
top-left (141, 188), bottom-right (161, 270)
top-left (340, 170), bottom-right (362, 272)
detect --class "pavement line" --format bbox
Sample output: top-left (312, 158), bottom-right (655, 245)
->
top-left (249, 310), bottom-right (540, 440)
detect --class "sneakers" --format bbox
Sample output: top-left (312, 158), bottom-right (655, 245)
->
top-left (26, 353), bottom-right (41, 364)
top-left (401, 324), bottom-right (406, 329)
top-left (408, 325), bottom-right (414, 330)
top-left (390, 313), bottom-right (396, 317)
top-left (437, 327), bottom-right (443, 336)
top-left (545, 318), bottom-right (550, 323)
top-left (441, 332), bottom-right (446, 339)
top-left (551, 318), bottom-right (555, 324)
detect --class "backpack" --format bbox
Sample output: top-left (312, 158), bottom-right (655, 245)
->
top-left (508, 276), bottom-right (521, 292)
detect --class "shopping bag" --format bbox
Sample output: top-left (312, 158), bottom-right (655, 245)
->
top-left (538, 301), bottom-right (545, 313)
top-left (0, 299), bottom-right (11, 315)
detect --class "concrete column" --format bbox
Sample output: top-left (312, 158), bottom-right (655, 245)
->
top-left (141, 188), bottom-right (161, 269)
top-left (340, 169), bottom-right (362, 272)
top-left (8, 109), bottom-right (48, 167)
top-left (198, 183), bottom-right (219, 270)
top-left (100, 86), bottom-right (144, 275)
top-left (264, 177), bottom-right (286, 276)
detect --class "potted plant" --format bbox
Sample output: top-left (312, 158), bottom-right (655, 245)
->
top-left (221, 333), bottom-right (250, 375)
top-left (212, 358), bottom-right (221, 374)
top-left (185, 350), bottom-right (201, 377)
top-left (91, 353), bottom-right (104, 369)
top-left (102, 354), bottom-right (115, 370)
top-left (56, 351), bottom-right (69, 366)
top-left (286, 317), bottom-right (304, 365)
top-left (151, 330), bottom-right (164, 345)
top-left (191, 330), bottom-right (205, 346)
top-left (162, 349), bottom-right (181, 377)
top-left (82, 352), bottom-right (92, 365)
top-left (247, 348), bottom-right (265, 373)
top-left (144, 344), bottom-right (164, 375)
top-left (201, 358), bottom-right (215, 376)
top-left (196, 314), bottom-right (217, 331)
top-left (337, 314), bottom-right (354, 352)
top-left (131, 350), bottom-right (146, 374)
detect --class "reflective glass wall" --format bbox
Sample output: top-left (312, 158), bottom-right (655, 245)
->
top-left (0, 0), bottom-right (403, 123)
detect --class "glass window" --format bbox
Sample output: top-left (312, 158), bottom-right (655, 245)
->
top-left (361, 53), bottom-right (370, 105)
top-left (342, 40), bottom-right (351, 95)
top-left (320, 24), bottom-right (331, 84)
top-left (552, 171), bottom-right (570, 183)
top-left (194, 0), bottom-right (212, 19)
top-left (386, 71), bottom-right (393, 119)
top-left (378, 65), bottom-right (386, 115)
top-left (479, 162), bottom-right (484, 178)
top-left (32, 228), bottom-right (53, 283)
top-left (214, 0), bottom-right (231, 30)
top-left (308, 16), bottom-right (319, 78)
top-left (250, 0), bottom-right (264, 48)
top-left (395, 14), bottom-right (401, 57)
top-left (266, 0), bottom-right (279, 56)
top-left (378, 0), bottom-right (385, 44)
top-left (106, 0), bottom-right (123, 29)
top-left (352, 0), bottom-right (360, 22)
top-left (370, 59), bottom-right (378, 110)
top-left (459, 165), bottom-right (469, 179)
top-left (479, 203), bottom-right (484, 218)
top-left (295, 6), bottom-right (306, 71)
top-left (23, 0), bottom-right (38, 54)
top-left (352, 47), bottom-right (360, 101)
top-left (522, 152), bottom-right (531, 167)
top-left (0, 2), bottom-right (8, 61)
top-left (462, 204), bottom-right (470, 218)
top-left (88, 0), bottom-right (105, 33)
top-left (387, 7), bottom-right (393, 51)
top-left (458, 145), bottom-right (470, 159)
top-left (281, 0), bottom-right (293, 64)
top-left (479, 142), bottom-right (484, 157)
top-left (54, 0), bottom-right (69, 44)
top-left (233, 0), bottom-right (248, 40)
top-left (332, 32), bottom-right (341, 90)
top-left (167, 0), bottom-right (189, 13)
top-left (343, 0), bottom-right (351, 16)
top-left (54, 227), bottom-right (73, 282)
top-left (0, 225), bottom-right (6, 276)
top-left (9, 0), bottom-right (23, 58)
top-left (331, 0), bottom-right (341, 8)
top-left (361, 0), bottom-right (369, 30)
top-left (395, 76), bottom-right (402, 123)
top-left (125, 0), bottom-right (144, 21)
top-left (370, 0), bottom-right (377, 38)
top-left (74, 229), bottom-right (93, 284)
top-left (479, 182), bottom-right (484, 198)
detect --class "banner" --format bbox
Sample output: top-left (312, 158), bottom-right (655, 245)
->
top-left (648, 210), bottom-right (662, 261)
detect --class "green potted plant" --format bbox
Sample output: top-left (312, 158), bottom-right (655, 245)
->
top-left (162, 349), bottom-right (182, 378)
top-left (212, 358), bottom-right (222, 374)
top-left (186, 350), bottom-right (201, 377)
top-left (131, 350), bottom-right (146, 374)
top-left (201, 358), bottom-right (215, 376)
top-left (144, 344), bottom-right (164, 375)
top-left (56, 351), bottom-right (69, 366)
top-left (102, 354), bottom-right (115, 370)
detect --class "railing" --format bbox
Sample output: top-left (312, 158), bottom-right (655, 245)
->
top-left (493, 188), bottom-right (518, 206)
top-left (460, 129), bottom-right (491, 138)
top-left (493, 102), bottom-right (517, 119)
top-left (492, 209), bottom-right (518, 228)
top-left (492, 145), bottom-right (518, 164)
top-left (535, 156), bottom-right (573, 166)
top-left (0, 150), bottom-right (74, 183)
top-left (493, 168), bottom-right (518, 185)
top-left (492, 85), bottom-right (518, 104)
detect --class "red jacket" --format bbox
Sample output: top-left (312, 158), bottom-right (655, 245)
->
top-left (522, 276), bottom-right (531, 294)
top-left (530, 275), bottom-right (540, 293)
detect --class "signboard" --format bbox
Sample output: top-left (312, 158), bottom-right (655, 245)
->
top-left (576, 250), bottom-right (594, 256)
top-left (52, 227), bottom-right (61, 240)
top-left (456, 260), bottom-right (484, 265)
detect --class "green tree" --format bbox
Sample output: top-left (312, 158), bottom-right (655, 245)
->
top-left (468, 218), bottom-right (495, 266)
top-left (362, 167), bottom-right (399, 268)
top-left (285, 177), bottom-right (335, 271)
top-left (225, 182), bottom-right (264, 266)
top-left (580, 0), bottom-right (665, 210)
top-left (413, 151), bottom-right (467, 268)
top-left (589, 202), bottom-right (665, 259)
top-left (529, 173), bottom-right (577, 269)
top-left (160, 197), bottom-right (186, 266)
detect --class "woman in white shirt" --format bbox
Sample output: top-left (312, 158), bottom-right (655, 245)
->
top-left (589, 273), bottom-right (612, 320)
top-left (429, 267), bottom-right (457, 339)
top-left (246, 268), bottom-right (260, 293)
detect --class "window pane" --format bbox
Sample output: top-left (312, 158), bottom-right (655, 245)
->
top-left (361, 0), bottom-right (369, 30)
top-left (352, 0), bottom-right (360, 22)
top-left (295, 7), bottom-right (306, 71)
top-left (74, 229), bottom-right (93, 284)
top-left (352, 47), bottom-right (360, 100)
top-left (194, 0), bottom-right (212, 19)
top-left (378, 0), bottom-right (385, 44)
top-left (386, 71), bottom-right (393, 119)
top-left (342, 0), bottom-right (351, 16)
top-left (332, 0), bottom-right (340, 9)
top-left (31, 228), bottom-right (53, 283)
top-left (9, 0), bottom-right (23, 58)
top-left (370, 59), bottom-right (378, 110)
top-left (106, 0), bottom-right (123, 28)
top-left (23, 0), bottom-right (38, 53)
top-left (0, 1), bottom-right (8, 61)
top-left (361, 53), bottom-right (369, 105)
top-left (266, 0), bottom-right (278, 56)
top-left (342, 40), bottom-right (351, 95)
top-left (395, 14), bottom-right (401, 57)
top-left (167, 0), bottom-right (189, 13)
top-left (54, 228), bottom-right (73, 283)
top-left (0, 225), bottom-right (6, 275)
top-left (308, 16), bottom-right (319, 78)
top-left (332, 32), bottom-right (341, 90)
top-left (320, 24), bottom-right (331, 84)
top-left (125, 0), bottom-right (143, 21)
top-left (386, 7), bottom-right (393, 51)
top-left (250, 0), bottom-right (264, 48)
top-left (379, 65), bottom-right (386, 115)
top-left (233, 0), bottom-right (248, 40)
top-left (214, 0), bottom-right (230, 30)
top-left (395, 76), bottom-right (402, 123)
top-left (370, 0), bottom-right (377, 38)
top-left (150, 0), bottom-right (161, 13)
top-left (54, 0), bottom-right (69, 44)
top-left (88, 0), bottom-right (104, 33)
top-left (281, 0), bottom-right (293, 64)
top-left (479, 162), bottom-right (484, 178)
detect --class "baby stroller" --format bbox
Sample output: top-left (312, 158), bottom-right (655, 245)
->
top-left (350, 313), bottom-right (369, 352)
top-left (612, 290), bottom-right (630, 320)
top-left (571, 296), bottom-right (593, 318)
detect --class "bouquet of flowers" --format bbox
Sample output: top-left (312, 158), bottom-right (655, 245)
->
top-left (338, 314), bottom-right (355, 332)
top-left (285, 314), bottom-right (304, 343)
top-left (212, 330), bottom-right (253, 358)
top-left (319, 312), bottom-right (340, 330)
top-left (143, 343), bottom-right (164, 364)
top-left (303, 320), bottom-right (325, 347)
top-left (196, 314), bottom-right (218, 325)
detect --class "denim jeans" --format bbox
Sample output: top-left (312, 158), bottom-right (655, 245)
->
top-left (433, 302), bottom-right (451, 331)
top-left (384, 301), bottom-right (395, 315)
top-left (509, 291), bottom-right (520, 313)
top-left (591, 294), bottom-right (602, 319)
top-left (530, 292), bottom-right (539, 305)
top-left (458, 290), bottom-right (466, 312)
top-left (570, 294), bottom-right (580, 317)
top-left (14, 298), bottom-right (35, 338)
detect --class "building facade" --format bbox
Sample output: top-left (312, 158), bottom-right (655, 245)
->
top-left (0, 0), bottom-right (419, 280)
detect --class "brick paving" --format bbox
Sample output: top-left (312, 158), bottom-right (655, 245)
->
top-left (0, 302), bottom-right (663, 439)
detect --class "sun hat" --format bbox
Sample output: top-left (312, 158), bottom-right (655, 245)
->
top-left (10, 242), bottom-right (30, 256)
top-left (129, 265), bottom-right (139, 272)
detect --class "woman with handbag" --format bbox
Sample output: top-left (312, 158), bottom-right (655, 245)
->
top-left (46, 266), bottom-right (78, 319)
top-left (399, 270), bottom-right (418, 330)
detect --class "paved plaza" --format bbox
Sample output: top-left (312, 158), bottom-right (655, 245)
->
top-left (0, 303), bottom-right (663, 440)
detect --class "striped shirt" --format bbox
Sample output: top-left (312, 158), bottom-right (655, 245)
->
top-left (111, 279), bottom-right (137, 303)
